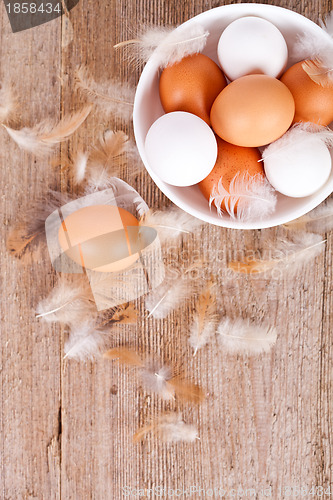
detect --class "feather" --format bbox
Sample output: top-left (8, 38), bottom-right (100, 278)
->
top-left (6, 190), bottom-right (68, 260)
top-left (217, 318), bottom-right (277, 355)
top-left (145, 267), bottom-right (194, 319)
top-left (140, 363), bottom-right (175, 399)
top-left (140, 207), bottom-right (203, 244)
top-left (302, 58), bottom-right (333, 87)
top-left (189, 281), bottom-right (218, 355)
top-left (0, 82), bottom-right (17, 124)
top-left (89, 130), bottom-right (128, 168)
top-left (3, 106), bottom-right (92, 156)
top-left (284, 198), bottom-right (333, 233)
top-left (262, 122), bottom-right (333, 164)
top-left (114, 23), bottom-right (209, 69)
top-left (168, 376), bottom-right (205, 403)
top-left (72, 151), bottom-right (89, 185)
top-left (100, 302), bottom-right (139, 326)
top-left (36, 277), bottom-right (95, 324)
top-left (228, 232), bottom-right (325, 275)
top-left (64, 320), bottom-right (110, 360)
top-left (133, 413), bottom-right (198, 443)
top-left (75, 66), bottom-right (134, 121)
top-left (103, 347), bottom-right (144, 367)
top-left (209, 172), bottom-right (277, 222)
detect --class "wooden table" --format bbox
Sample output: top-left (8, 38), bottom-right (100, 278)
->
top-left (1, 0), bottom-right (332, 498)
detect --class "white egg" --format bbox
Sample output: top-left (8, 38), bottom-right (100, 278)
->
top-left (264, 141), bottom-right (332, 198)
top-left (217, 17), bottom-right (288, 81)
top-left (145, 111), bottom-right (217, 187)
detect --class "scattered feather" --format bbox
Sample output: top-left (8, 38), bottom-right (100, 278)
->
top-left (72, 151), bottom-right (89, 185)
top-left (36, 277), bottom-right (95, 324)
top-left (133, 413), bottom-right (198, 443)
top-left (168, 376), bottom-right (205, 403)
top-left (99, 302), bottom-right (139, 326)
top-left (114, 23), bottom-right (209, 69)
top-left (189, 281), bottom-right (218, 355)
top-left (3, 106), bottom-right (92, 156)
top-left (228, 232), bottom-right (325, 275)
top-left (140, 207), bottom-right (204, 244)
top-left (284, 198), bottom-right (333, 233)
top-left (75, 66), bottom-right (134, 121)
top-left (302, 58), bottom-right (333, 87)
top-left (64, 320), bottom-right (111, 360)
top-left (145, 267), bottom-right (194, 319)
top-left (262, 122), bottom-right (333, 163)
top-left (0, 82), bottom-right (17, 124)
top-left (141, 363), bottom-right (175, 399)
top-left (217, 318), bottom-right (277, 355)
top-left (103, 347), bottom-right (144, 367)
top-left (209, 172), bottom-right (277, 222)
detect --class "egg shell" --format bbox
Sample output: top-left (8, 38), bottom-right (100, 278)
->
top-left (264, 139), bottom-right (332, 197)
top-left (58, 205), bottom-right (142, 273)
top-left (159, 54), bottom-right (227, 125)
top-left (280, 61), bottom-right (333, 126)
top-left (145, 111), bottom-right (218, 187)
top-left (210, 74), bottom-right (295, 147)
top-left (217, 16), bottom-right (288, 81)
top-left (199, 137), bottom-right (264, 211)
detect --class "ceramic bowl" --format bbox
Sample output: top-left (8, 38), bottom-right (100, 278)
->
top-left (133, 3), bottom-right (333, 229)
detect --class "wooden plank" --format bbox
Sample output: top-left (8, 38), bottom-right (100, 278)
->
top-left (0, 5), bottom-right (62, 499)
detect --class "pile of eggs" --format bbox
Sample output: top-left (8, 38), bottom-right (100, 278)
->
top-left (144, 16), bottom-right (333, 217)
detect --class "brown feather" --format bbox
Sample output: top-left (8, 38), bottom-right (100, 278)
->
top-left (168, 376), bottom-right (205, 403)
top-left (103, 347), bottom-right (144, 367)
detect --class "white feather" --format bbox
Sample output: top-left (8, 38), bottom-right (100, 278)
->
top-left (140, 364), bottom-right (174, 399)
top-left (217, 318), bottom-right (277, 355)
top-left (116, 23), bottom-right (209, 69)
top-left (64, 320), bottom-right (110, 360)
top-left (155, 414), bottom-right (198, 442)
top-left (36, 279), bottom-right (94, 325)
top-left (209, 172), bottom-right (277, 222)
top-left (145, 268), bottom-right (193, 319)
top-left (73, 151), bottom-right (89, 184)
top-left (262, 122), bottom-right (333, 161)
top-left (141, 207), bottom-right (203, 244)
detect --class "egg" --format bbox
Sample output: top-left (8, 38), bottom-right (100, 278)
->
top-left (210, 74), bottom-right (295, 147)
top-left (280, 61), bottom-right (333, 125)
top-left (159, 53), bottom-right (227, 125)
top-left (199, 136), bottom-right (264, 212)
top-left (145, 111), bottom-right (218, 186)
top-left (217, 17), bottom-right (288, 81)
top-left (264, 138), bottom-right (332, 197)
top-left (58, 205), bottom-right (143, 272)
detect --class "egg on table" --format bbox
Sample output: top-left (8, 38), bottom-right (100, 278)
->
top-left (145, 111), bottom-right (218, 186)
top-left (217, 16), bottom-right (288, 81)
top-left (210, 75), bottom-right (295, 147)
top-left (159, 53), bottom-right (227, 125)
top-left (280, 61), bottom-right (333, 125)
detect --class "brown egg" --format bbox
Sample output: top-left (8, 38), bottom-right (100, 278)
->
top-left (199, 137), bottom-right (264, 212)
top-left (159, 54), bottom-right (227, 125)
top-left (280, 61), bottom-right (333, 125)
top-left (58, 205), bottom-right (141, 273)
top-left (210, 74), bottom-right (295, 147)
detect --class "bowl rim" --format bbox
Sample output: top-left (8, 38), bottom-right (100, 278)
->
top-left (133, 3), bottom-right (333, 230)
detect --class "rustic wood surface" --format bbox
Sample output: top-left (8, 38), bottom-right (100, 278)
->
top-left (1, 0), bottom-right (332, 499)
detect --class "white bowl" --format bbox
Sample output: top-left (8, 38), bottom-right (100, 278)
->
top-left (133, 3), bottom-right (333, 229)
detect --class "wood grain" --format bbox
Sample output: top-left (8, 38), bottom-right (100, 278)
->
top-left (1, 0), bottom-right (332, 499)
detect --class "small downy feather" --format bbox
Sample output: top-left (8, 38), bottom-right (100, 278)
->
top-left (217, 318), bottom-right (277, 355)
top-left (168, 376), bottom-right (205, 403)
top-left (0, 82), bottom-right (17, 124)
top-left (6, 190), bottom-right (67, 261)
top-left (64, 320), bottom-right (111, 361)
top-left (262, 122), bottom-right (333, 163)
top-left (140, 207), bottom-right (203, 244)
top-left (209, 172), bottom-right (277, 222)
top-left (99, 302), bottom-right (139, 326)
top-left (114, 23), bottom-right (209, 69)
top-left (103, 347), bottom-right (144, 367)
top-left (145, 267), bottom-right (194, 319)
top-left (284, 198), bottom-right (333, 233)
top-left (36, 277), bottom-right (95, 325)
top-left (133, 413), bottom-right (198, 443)
top-left (75, 66), bottom-right (134, 121)
top-left (72, 150), bottom-right (89, 185)
top-left (189, 281), bottom-right (218, 355)
top-left (141, 363), bottom-right (175, 400)
top-left (228, 232), bottom-right (325, 275)
top-left (3, 105), bottom-right (92, 156)
top-left (293, 12), bottom-right (333, 87)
